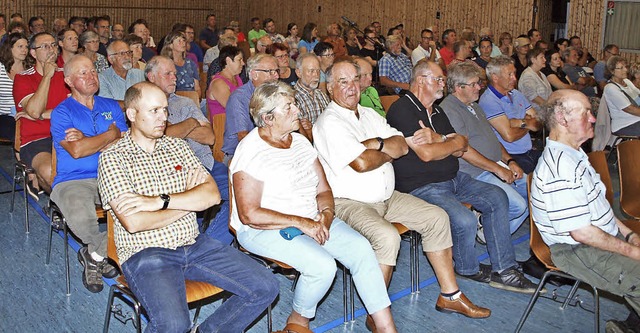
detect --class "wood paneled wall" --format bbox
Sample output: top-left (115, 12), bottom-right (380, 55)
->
top-left (1, 0), bottom-right (637, 63)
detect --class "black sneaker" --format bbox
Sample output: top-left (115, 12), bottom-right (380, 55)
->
top-left (77, 247), bottom-right (104, 293)
top-left (489, 266), bottom-right (541, 294)
top-left (457, 263), bottom-right (492, 283)
top-left (100, 260), bottom-right (119, 279)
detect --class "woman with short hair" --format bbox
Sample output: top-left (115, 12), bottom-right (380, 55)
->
top-left (231, 81), bottom-right (397, 333)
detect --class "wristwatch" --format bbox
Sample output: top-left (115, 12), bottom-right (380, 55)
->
top-left (376, 137), bottom-right (384, 151)
top-left (520, 119), bottom-right (527, 128)
top-left (160, 194), bottom-right (170, 210)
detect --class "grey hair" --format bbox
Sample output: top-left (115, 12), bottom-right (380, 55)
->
top-left (106, 40), bottom-right (127, 55)
top-left (410, 59), bottom-right (434, 86)
top-left (79, 30), bottom-right (99, 47)
top-left (325, 58), bottom-right (358, 85)
top-left (249, 81), bottom-right (295, 127)
top-left (296, 52), bottom-right (319, 69)
top-left (486, 55), bottom-right (514, 83)
top-left (144, 55), bottom-right (172, 80)
top-left (538, 91), bottom-right (588, 131)
top-left (447, 62), bottom-right (481, 92)
top-left (385, 34), bottom-right (401, 49)
top-left (246, 53), bottom-right (276, 78)
top-left (561, 46), bottom-right (576, 62)
top-left (605, 56), bottom-right (626, 80)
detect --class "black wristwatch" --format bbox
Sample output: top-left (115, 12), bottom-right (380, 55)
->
top-left (376, 137), bottom-right (384, 151)
top-left (160, 194), bottom-right (170, 210)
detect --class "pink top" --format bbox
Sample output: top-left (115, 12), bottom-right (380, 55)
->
top-left (207, 73), bottom-right (243, 116)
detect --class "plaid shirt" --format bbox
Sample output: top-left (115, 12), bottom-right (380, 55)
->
top-left (378, 52), bottom-right (412, 94)
top-left (294, 80), bottom-right (330, 124)
top-left (98, 132), bottom-right (203, 263)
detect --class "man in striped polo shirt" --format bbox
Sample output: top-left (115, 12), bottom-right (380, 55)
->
top-left (531, 89), bottom-right (640, 332)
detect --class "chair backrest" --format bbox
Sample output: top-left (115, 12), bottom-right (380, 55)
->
top-left (617, 139), bottom-right (640, 219)
top-left (526, 173), bottom-right (557, 270)
top-left (587, 150), bottom-right (614, 206)
top-left (199, 71), bottom-right (208, 99)
top-left (237, 41), bottom-right (252, 65)
top-left (212, 114), bottom-right (226, 162)
top-left (379, 95), bottom-right (399, 114)
top-left (176, 90), bottom-right (200, 107)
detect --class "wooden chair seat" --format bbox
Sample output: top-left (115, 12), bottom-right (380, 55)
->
top-left (616, 140), bottom-right (640, 219)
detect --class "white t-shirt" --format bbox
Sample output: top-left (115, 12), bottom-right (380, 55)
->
top-left (604, 79), bottom-right (640, 132)
top-left (230, 129), bottom-right (319, 233)
top-left (411, 44), bottom-right (442, 66)
top-left (313, 102), bottom-right (402, 203)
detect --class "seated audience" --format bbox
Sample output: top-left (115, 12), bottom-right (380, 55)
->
top-left (313, 60), bottom-right (491, 322)
top-left (323, 22), bottom-right (347, 58)
top-left (222, 53), bottom-right (279, 165)
top-left (97, 81), bottom-right (279, 333)
top-left (199, 14), bottom-right (219, 51)
top-left (68, 16), bottom-right (86, 36)
top-left (344, 26), bottom-right (361, 56)
top-left (475, 28), bottom-right (502, 57)
top-left (511, 37), bottom-right (530, 80)
top-left (594, 44), bottom-right (619, 93)
top-left (207, 46), bottom-right (244, 118)
top-left (267, 43), bottom-right (297, 86)
top-left (441, 62), bottom-right (528, 235)
top-left (122, 33), bottom-right (146, 70)
top-left (562, 47), bottom-right (597, 97)
top-left (0, 33), bottom-right (32, 141)
top-left (128, 19), bottom-right (155, 62)
top-left (518, 48), bottom-right (552, 112)
top-left (542, 50), bottom-right (573, 90)
top-left (79, 30), bottom-right (108, 73)
top-left (230, 81), bottom-right (397, 333)
top-left (531, 89), bottom-right (640, 333)
top-left (411, 29), bottom-right (443, 69)
top-left (247, 16), bottom-right (266, 49)
top-left (162, 31), bottom-right (200, 96)
top-left (386, 60), bottom-right (538, 293)
top-left (98, 40), bottom-right (145, 103)
top-left (479, 56), bottom-right (542, 174)
top-left (498, 32), bottom-right (513, 57)
top-left (603, 56), bottom-right (640, 136)
top-left (263, 18), bottom-right (285, 44)
top-left (439, 29), bottom-right (457, 66)
top-left (313, 42), bottom-right (335, 95)
top-left (255, 35), bottom-right (273, 54)
top-left (284, 23), bottom-right (300, 59)
top-left (228, 20), bottom-right (246, 43)
top-left (569, 35), bottom-right (596, 68)
top-left (56, 28), bottom-right (78, 68)
top-left (298, 22), bottom-right (318, 55)
top-left (474, 37), bottom-right (492, 69)
top-left (51, 55), bottom-right (126, 293)
top-left (378, 35), bottom-right (412, 94)
top-left (630, 63), bottom-right (640, 90)
top-left (354, 57), bottom-right (385, 117)
top-left (553, 38), bottom-right (569, 53)
top-left (203, 29), bottom-right (236, 75)
top-left (13, 32), bottom-right (70, 194)
top-left (359, 27), bottom-right (384, 82)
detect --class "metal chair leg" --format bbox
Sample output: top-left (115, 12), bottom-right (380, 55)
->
top-left (103, 285), bottom-right (116, 333)
top-left (64, 221), bottom-right (71, 296)
top-left (193, 304), bottom-right (202, 325)
top-left (561, 280), bottom-right (581, 310)
top-left (22, 168), bottom-right (29, 233)
top-left (350, 273), bottom-right (355, 322)
top-left (342, 268), bottom-right (348, 322)
top-left (267, 304), bottom-right (272, 333)
top-left (10, 165), bottom-right (18, 212)
top-left (514, 270), bottom-right (552, 332)
top-left (593, 288), bottom-right (600, 333)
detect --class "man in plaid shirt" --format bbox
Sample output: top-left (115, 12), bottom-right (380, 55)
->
top-left (97, 82), bottom-right (278, 333)
top-left (379, 35), bottom-right (412, 95)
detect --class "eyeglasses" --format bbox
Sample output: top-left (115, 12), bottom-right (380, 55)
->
top-left (109, 50), bottom-right (133, 57)
top-left (420, 75), bottom-right (445, 84)
top-left (254, 68), bottom-right (279, 75)
top-left (606, 50), bottom-right (620, 56)
top-left (459, 81), bottom-right (481, 89)
top-left (32, 42), bottom-right (58, 50)
top-left (320, 53), bottom-right (335, 58)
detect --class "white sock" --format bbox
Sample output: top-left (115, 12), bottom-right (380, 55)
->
top-left (90, 252), bottom-right (104, 262)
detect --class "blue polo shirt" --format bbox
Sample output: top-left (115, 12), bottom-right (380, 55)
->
top-left (478, 85), bottom-right (533, 155)
top-left (51, 96), bottom-right (128, 187)
top-left (222, 81), bottom-right (255, 156)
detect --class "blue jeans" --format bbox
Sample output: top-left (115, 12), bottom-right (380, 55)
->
top-left (203, 162), bottom-right (233, 245)
top-left (510, 149), bottom-right (542, 174)
top-left (121, 234), bottom-right (279, 333)
top-left (410, 172), bottom-right (517, 275)
top-left (475, 171), bottom-right (529, 234)
top-left (237, 218), bottom-right (391, 318)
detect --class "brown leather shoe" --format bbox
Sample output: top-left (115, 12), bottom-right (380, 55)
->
top-left (435, 293), bottom-right (491, 319)
top-left (281, 323), bottom-right (314, 333)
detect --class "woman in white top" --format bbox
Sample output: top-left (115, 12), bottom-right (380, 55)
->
top-left (230, 81), bottom-right (396, 333)
top-left (518, 48), bottom-right (552, 112)
top-left (0, 32), bottom-right (33, 140)
top-left (603, 56), bottom-right (640, 136)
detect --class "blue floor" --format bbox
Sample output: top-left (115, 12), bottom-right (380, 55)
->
top-left (0, 143), bottom-right (632, 332)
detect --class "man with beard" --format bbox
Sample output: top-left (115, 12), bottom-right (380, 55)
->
top-left (98, 40), bottom-right (145, 104)
top-left (294, 53), bottom-right (330, 141)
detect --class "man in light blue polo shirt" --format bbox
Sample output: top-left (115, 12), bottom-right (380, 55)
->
top-left (98, 40), bottom-right (145, 104)
top-left (479, 55), bottom-right (542, 174)
top-left (51, 55), bottom-right (128, 293)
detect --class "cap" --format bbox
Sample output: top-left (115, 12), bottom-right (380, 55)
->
top-left (514, 37), bottom-right (530, 48)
